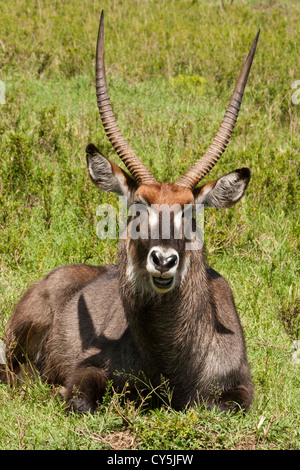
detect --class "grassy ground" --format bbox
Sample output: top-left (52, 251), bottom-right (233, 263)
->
top-left (0, 0), bottom-right (299, 450)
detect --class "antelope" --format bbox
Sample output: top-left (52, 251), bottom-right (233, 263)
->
top-left (1, 12), bottom-right (259, 413)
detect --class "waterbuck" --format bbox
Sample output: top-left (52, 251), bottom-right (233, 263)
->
top-left (1, 12), bottom-right (259, 413)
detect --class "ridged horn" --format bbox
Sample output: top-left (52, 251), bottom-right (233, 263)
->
top-left (176, 30), bottom-right (260, 190)
top-left (95, 11), bottom-right (157, 186)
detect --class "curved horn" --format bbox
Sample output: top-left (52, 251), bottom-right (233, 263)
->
top-left (95, 11), bottom-right (157, 185)
top-left (176, 30), bottom-right (260, 190)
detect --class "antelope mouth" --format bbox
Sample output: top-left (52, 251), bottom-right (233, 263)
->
top-left (151, 276), bottom-right (174, 292)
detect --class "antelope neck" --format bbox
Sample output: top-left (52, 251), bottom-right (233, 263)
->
top-left (119, 248), bottom-right (212, 374)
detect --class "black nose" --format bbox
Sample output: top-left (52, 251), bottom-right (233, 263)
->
top-left (151, 250), bottom-right (178, 274)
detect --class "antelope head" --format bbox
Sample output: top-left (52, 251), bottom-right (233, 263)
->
top-left (86, 12), bottom-right (259, 293)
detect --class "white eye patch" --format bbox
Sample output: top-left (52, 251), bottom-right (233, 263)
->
top-left (148, 204), bottom-right (183, 240)
top-left (126, 203), bottom-right (202, 242)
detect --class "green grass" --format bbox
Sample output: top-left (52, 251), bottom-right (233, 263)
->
top-left (0, 0), bottom-right (299, 450)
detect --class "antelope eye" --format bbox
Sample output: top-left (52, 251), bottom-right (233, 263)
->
top-left (127, 203), bottom-right (149, 228)
top-left (129, 203), bottom-right (148, 216)
top-left (182, 206), bottom-right (193, 219)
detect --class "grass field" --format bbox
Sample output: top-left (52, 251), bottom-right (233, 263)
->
top-left (0, 0), bottom-right (299, 450)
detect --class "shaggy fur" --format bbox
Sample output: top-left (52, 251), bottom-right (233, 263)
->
top-left (2, 167), bottom-right (254, 413)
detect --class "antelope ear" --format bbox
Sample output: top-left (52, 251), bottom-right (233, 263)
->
top-left (86, 143), bottom-right (137, 197)
top-left (193, 168), bottom-right (251, 208)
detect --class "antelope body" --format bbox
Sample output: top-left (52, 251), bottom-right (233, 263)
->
top-left (1, 13), bottom-right (259, 413)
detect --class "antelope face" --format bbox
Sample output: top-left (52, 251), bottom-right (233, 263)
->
top-left (126, 183), bottom-right (195, 293)
top-left (87, 145), bottom-right (251, 294)
top-left (86, 144), bottom-right (250, 293)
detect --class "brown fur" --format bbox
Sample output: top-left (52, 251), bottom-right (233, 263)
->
top-left (2, 171), bottom-right (254, 413)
